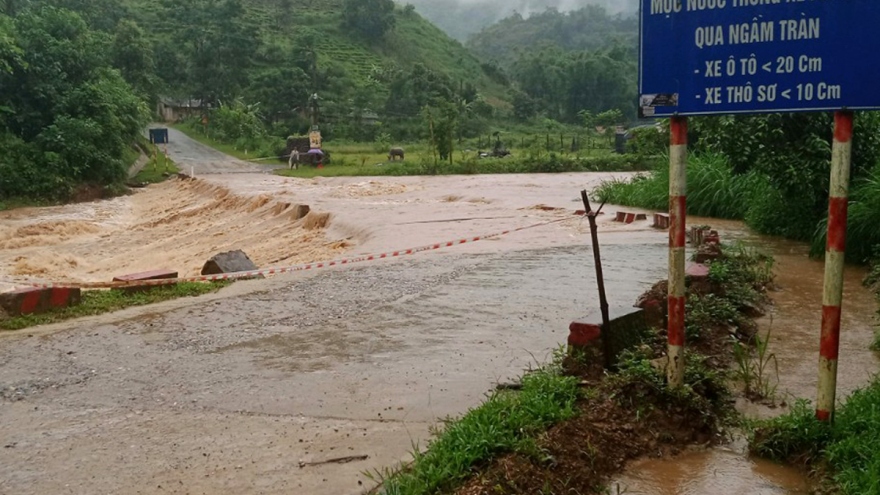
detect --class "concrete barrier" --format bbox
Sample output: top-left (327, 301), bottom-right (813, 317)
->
top-left (614, 212), bottom-right (648, 224)
top-left (113, 270), bottom-right (179, 292)
top-left (653, 213), bottom-right (670, 229)
top-left (569, 306), bottom-right (648, 367)
top-left (202, 251), bottom-right (260, 278)
top-left (0, 287), bottom-right (82, 316)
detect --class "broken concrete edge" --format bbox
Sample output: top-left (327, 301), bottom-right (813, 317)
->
top-left (0, 287), bottom-right (82, 317)
top-left (614, 212), bottom-right (649, 224)
top-left (112, 270), bottom-right (180, 293)
top-left (568, 306), bottom-right (648, 367)
top-left (652, 213), bottom-right (670, 229)
top-left (201, 250), bottom-right (264, 279)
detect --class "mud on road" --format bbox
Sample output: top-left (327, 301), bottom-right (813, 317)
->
top-left (3, 129), bottom-right (875, 494)
top-left (1, 129), bottom-right (666, 494)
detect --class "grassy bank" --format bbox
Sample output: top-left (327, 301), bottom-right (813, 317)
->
top-left (278, 153), bottom-right (657, 179)
top-left (751, 383), bottom-right (880, 495)
top-left (132, 147), bottom-right (180, 184)
top-left (173, 120), bottom-right (661, 177)
top-left (376, 244), bottom-right (772, 494)
top-left (0, 282), bottom-right (229, 331)
top-left (594, 155), bottom-right (880, 264)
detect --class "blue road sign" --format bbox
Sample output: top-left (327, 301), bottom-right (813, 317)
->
top-left (639, 0), bottom-right (880, 117)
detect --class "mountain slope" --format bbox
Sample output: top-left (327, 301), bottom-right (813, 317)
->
top-left (467, 4), bottom-right (638, 65)
top-left (38, 0), bottom-right (507, 111)
top-left (405, 0), bottom-right (637, 42)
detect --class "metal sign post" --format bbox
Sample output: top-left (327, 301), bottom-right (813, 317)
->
top-left (816, 111), bottom-right (854, 422)
top-left (667, 116), bottom-right (688, 388)
top-left (639, 0), bottom-right (880, 401)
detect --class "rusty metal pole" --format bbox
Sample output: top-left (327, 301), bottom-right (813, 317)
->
top-left (668, 116), bottom-right (688, 388)
top-left (581, 190), bottom-right (612, 368)
top-left (816, 111), bottom-right (854, 423)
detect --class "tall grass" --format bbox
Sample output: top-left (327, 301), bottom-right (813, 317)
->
top-left (593, 153), bottom-right (768, 219)
top-left (752, 379), bottom-right (880, 494)
top-left (595, 154), bottom-right (880, 259)
top-left (811, 167), bottom-right (880, 262)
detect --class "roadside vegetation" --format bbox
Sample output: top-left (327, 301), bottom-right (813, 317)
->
top-left (867, 253), bottom-right (880, 352)
top-left (132, 147), bottom-right (178, 185)
top-left (1, 1), bottom-right (646, 208)
top-left (750, 382), bottom-right (880, 495)
top-left (593, 113), bottom-right (880, 265)
top-left (0, 7), bottom-right (150, 204)
top-left (376, 244), bottom-right (771, 494)
top-left (0, 282), bottom-right (229, 331)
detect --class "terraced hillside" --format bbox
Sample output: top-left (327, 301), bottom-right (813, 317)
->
top-left (124, 0), bottom-right (506, 104)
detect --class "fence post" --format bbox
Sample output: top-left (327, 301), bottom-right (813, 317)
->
top-left (668, 116), bottom-right (688, 388)
top-left (816, 110), bottom-right (854, 422)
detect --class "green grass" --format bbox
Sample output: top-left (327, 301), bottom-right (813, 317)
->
top-left (751, 379), bottom-right (880, 494)
top-left (0, 197), bottom-right (52, 212)
top-left (592, 153), bottom-right (772, 219)
top-left (377, 368), bottom-right (581, 495)
top-left (0, 282), bottom-right (229, 331)
top-left (277, 153), bottom-right (656, 179)
top-left (132, 148), bottom-right (179, 184)
top-left (811, 166), bottom-right (880, 263)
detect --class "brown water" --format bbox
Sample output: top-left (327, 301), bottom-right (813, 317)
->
top-left (613, 220), bottom-right (879, 495)
top-left (612, 440), bottom-right (811, 495)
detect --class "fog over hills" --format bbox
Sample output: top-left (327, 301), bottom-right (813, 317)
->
top-left (405, 0), bottom-right (638, 41)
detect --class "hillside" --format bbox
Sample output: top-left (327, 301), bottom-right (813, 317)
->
top-left (19, 0), bottom-right (507, 117)
top-left (167, 1), bottom-right (498, 93)
top-left (467, 4), bottom-right (638, 66)
top-left (405, 0), bottom-right (637, 42)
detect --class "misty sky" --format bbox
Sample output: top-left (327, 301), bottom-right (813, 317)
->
top-left (416, 0), bottom-right (637, 15)
top-left (405, 0), bottom-right (638, 40)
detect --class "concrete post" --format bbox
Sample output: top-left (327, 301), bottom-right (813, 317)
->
top-left (668, 116), bottom-right (688, 388)
top-left (816, 111), bottom-right (854, 422)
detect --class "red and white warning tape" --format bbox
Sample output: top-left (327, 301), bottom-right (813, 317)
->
top-left (1, 212), bottom-right (584, 291)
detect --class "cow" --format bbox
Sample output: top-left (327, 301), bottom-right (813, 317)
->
top-left (388, 147), bottom-right (405, 161)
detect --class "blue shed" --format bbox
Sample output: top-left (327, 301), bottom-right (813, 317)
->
top-left (149, 128), bottom-right (169, 145)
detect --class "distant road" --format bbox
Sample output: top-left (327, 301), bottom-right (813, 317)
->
top-left (149, 125), bottom-right (277, 176)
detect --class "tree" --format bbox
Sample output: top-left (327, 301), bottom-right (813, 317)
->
top-left (0, 7), bottom-right (149, 200)
top-left (159, 0), bottom-right (258, 105)
top-left (341, 0), bottom-right (396, 41)
top-left (111, 20), bottom-right (157, 104)
top-left (248, 67), bottom-right (310, 123)
top-left (594, 109), bottom-right (624, 127)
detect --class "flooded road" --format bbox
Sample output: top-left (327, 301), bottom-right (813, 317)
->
top-left (1, 129), bottom-right (877, 494)
top-left (1, 129), bottom-right (666, 494)
top-left (613, 220), bottom-right (879, 495)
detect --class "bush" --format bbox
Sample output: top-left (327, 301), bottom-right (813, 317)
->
top-left (628, 124), bottom-right (668, 157)
top-left (811, 164), bottom-right (880, 263)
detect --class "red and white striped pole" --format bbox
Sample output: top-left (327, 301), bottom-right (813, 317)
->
top-left (668, 116), bottom-right (688, 388)
top-left (816, 111), bottom-right (854, 422)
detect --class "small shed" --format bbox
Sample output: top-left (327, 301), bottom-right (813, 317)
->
top-left (157, 98), bottom-right (206, 122)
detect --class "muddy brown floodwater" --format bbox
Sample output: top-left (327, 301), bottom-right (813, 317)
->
top-left (613, 220), bottom-right (879, 495)
top-left (2, 129), bottom-right (877, 494)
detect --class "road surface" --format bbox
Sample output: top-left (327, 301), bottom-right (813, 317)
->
top-left (0, 130), bottom-right (680, 494)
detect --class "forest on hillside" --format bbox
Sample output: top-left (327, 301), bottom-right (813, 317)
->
top-left (1, 0), bottom-right (647, 203)
top-left (406, 0), bottom-right (637, 41)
